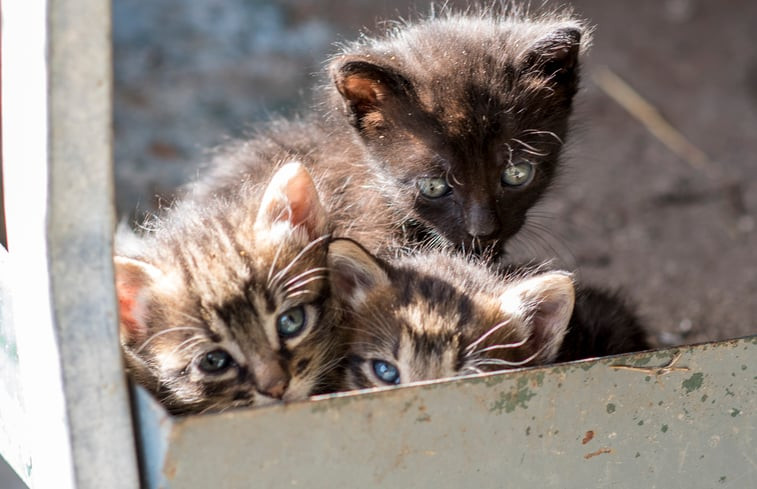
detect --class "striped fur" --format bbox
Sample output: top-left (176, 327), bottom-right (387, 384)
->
top-left (115, 163), bottom-right (345, 415)
top-left (328, 240), bottom-right (575, 390)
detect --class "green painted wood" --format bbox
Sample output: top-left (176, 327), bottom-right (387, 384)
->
top-left (137, 336), bottom-right (756, 488)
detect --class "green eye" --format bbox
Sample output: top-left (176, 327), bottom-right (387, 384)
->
top-left (277, 306), bottom-right (306, 338)
top-left (417, 177), bottom-right (451, 198)
top-left (501, 162), bottom-right (534, 187)
top-left (198, 349), bottom-right (234, 374)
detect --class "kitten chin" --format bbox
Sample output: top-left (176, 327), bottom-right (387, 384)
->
top-left (115, 162), bottom-right (346, 415)
top-left (188, 6), bottom-right (591, 258)
top-left (327, 239), bottom-right (649, 390)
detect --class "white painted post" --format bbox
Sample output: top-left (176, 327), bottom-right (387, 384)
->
top-left (0, 1), bottom-right (141, 488)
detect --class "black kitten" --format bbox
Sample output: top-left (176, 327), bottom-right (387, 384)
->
top-left (191, 6), bottom-right (590, 257)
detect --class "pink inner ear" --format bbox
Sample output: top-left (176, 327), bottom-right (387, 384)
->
top-left (114, 257), bottom-right (156, 345)
top-left (117, 281), bottom-right (147, 343)
top-left (256, 162), bottom-right (328, 239)
top-left (281, 164), bottom-right (327, 239)
top-left (285, 169), bottom-right (319, 229)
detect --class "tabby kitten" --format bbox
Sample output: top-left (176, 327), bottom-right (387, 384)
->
top-left (328, 239), bottom-right (575, 389)
top-left (191, 7), bottom-right (589, 257)
top-left (115, 162), bottom-right (344, 414)
top-left (328, 239), bottom-right (648, 389)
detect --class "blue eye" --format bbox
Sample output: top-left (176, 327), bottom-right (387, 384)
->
top-left (277, 306), bottom-right (306, 338)
top-left (372, 359), bottom-right (400, 385)
top-left (198, 349), bottom-right (234, 374)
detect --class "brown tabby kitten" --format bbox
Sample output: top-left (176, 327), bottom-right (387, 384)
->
top-left (191, 6), bottom-right (589, 257)
top-left (327, 239), bottom-right (576, 389)
top-left (115, 162), bottom-right (344, 414)
top-left (327, 239), bottom-right (649, 389)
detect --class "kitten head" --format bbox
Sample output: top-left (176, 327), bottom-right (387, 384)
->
top-left (115, 162), bottom-right (342, 414)
top-left (328, 239), bottom-right (574, 389)
top-left (328, 10), bottom-right (589, 254)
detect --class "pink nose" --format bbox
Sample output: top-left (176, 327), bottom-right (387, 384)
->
top-left (253, 358), bottom-right (291, 400)
top-left (259, 377), bottom-right (289, 400)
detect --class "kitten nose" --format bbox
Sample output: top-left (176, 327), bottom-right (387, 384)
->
top-left (259, 376), bottom-right (289, 400)
top-left (465, 203), bottom-right (499, 238)
top-left (253, 359), bottom-right (291, 400)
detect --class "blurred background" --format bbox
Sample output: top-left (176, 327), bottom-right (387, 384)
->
top-left (112, 0), bottom-right (757, 347)
top-left (2, 0), bottom-right (757, 486)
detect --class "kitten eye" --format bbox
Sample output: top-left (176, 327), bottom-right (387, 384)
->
top-left (371, 359), bottom-right (400, 385)
top-left (277, 306), bottom-right (306, 338)
top-left (501, 162), bottom-right (534, 187)
top-left (417, 177), bottom-right (451, 199)
top-left (198, 349), bottom-right (234, 374)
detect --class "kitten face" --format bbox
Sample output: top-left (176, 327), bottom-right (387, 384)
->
top-left (328, 239), bottom-right (574, 389)
top-left (115, 163), bottom-right (343, 414)
top-left (329, 14), bottom-right (587, 253)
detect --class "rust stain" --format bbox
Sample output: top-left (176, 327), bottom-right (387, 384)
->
top-left (584, 447), bottom-right (612, 460)
top-left (164, 459), bottom-right (177, 479)
top-left (582, 430), bottom-right (595, 445)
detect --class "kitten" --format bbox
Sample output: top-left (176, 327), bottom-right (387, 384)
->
top-left (114, 162), bottom-right (345, 414)
top-left (191, 6), bottom-right (589, 257)
top-left (327, 239), bottom-right (648, 389)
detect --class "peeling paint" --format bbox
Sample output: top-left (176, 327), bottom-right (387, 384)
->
top-left (489, 377), bottom-right (537, 414)
top-left (584, 447), bottom-right (612, 459)
top-left (681, 372), bottom-right (704, 393)
top-left (582, 431), bottom-right (594, 444)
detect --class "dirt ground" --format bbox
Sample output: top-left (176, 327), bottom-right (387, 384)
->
top-left (1, 0), bottom-right (756, 485)
top-left (111, 0), bottom-right (757, 348)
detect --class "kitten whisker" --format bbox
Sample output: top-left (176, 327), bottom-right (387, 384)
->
top-left (469, 336), bottom-right (529, 356)
top-left (171, 337), bottom-right (207, 357)
top-left (281, 267), bottom-right (329, 291)
top-left (270, 234), bottom-right (331, 290)
top-left (135, 326), bottom-right (207, 354)
top-left (282, 275), bottom-right (327, 295)
top-left (285, 289), bottom-right (319, 300)
top-left (472, 350), bottom-right (540, 369)
top-left (520, 129), bottom-right (564, 145)
top-left (510, 138), bottom-right (549, 157)
top-left (464, 318), bottom-right (514, 354)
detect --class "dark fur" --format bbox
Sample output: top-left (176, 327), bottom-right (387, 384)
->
top-left (189, 6), bottom-right (590, 257)
top-left (557, 286), bottom-right (650, 362)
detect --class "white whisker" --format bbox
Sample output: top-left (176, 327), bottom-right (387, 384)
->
top-left (281, 267), bottom-right (329, 290)
top-left (465, 318), bottom-right (514, 353)
top-left (136, 326), bottom-right (206, 354)
top-left (283, 275), bottom-right (327, 294)
top-left (471, 337), bottom-right (529, 356)
top-left (270, 234), bottom-right (331, 290)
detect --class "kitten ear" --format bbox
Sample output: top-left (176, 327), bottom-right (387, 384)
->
top-left (520, 27), bottom-right (582, 84)
top-left (114, 256), bottom-right (161, 346)
top-left (330, 56), bottom-right (412, 130)
top-left (499, 272), bottom-right (575, 362)
top-left (255, 161), bottom-right (329, 240)
top-left (327, 238), bottom-right (390, 309)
